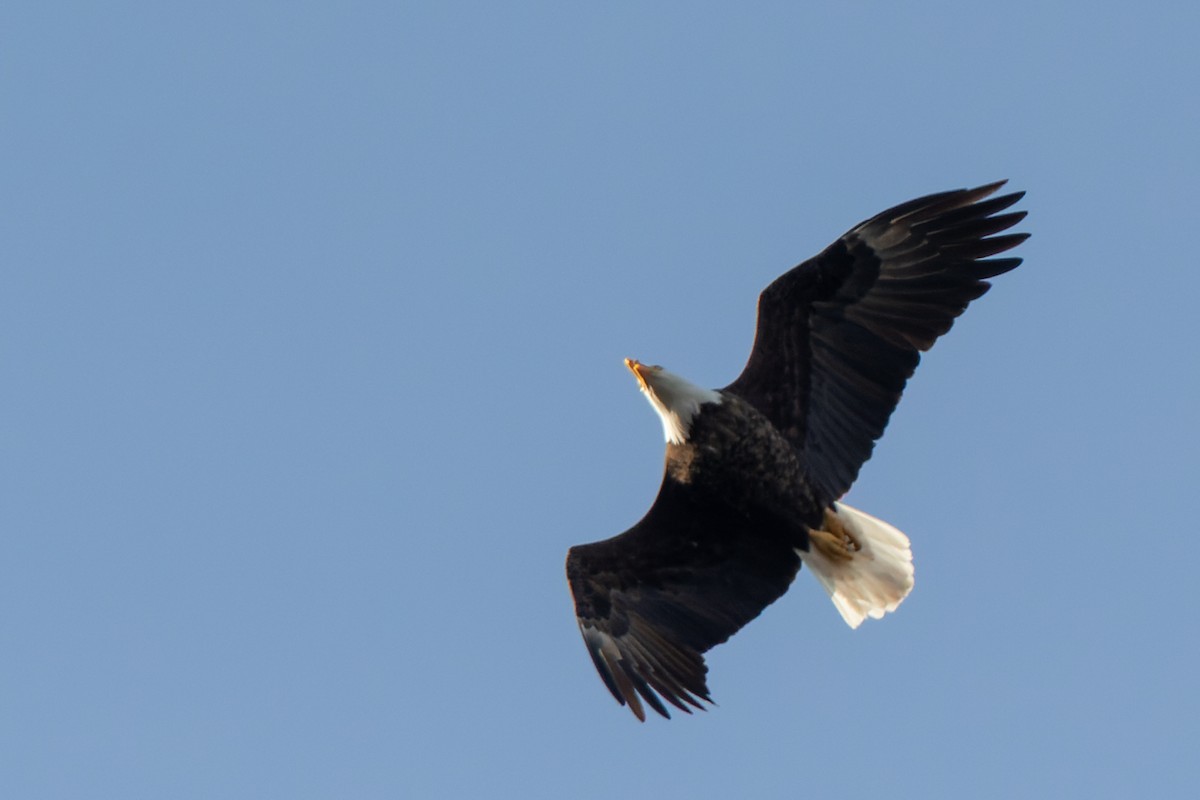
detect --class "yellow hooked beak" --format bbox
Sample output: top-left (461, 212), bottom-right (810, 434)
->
top-left (624, 357), bottom-right (650, 391)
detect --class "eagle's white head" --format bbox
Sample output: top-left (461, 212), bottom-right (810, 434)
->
top-left (625, 358), bottom-right (723, 445)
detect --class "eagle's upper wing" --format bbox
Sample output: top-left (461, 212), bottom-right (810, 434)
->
top-left (565, 477), bottom-right (802, 721)
top-left (724, 181), bottom-right (1028, 504)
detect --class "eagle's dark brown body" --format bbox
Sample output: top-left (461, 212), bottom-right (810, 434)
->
top-left (663, 394), bottom-right (820, 528)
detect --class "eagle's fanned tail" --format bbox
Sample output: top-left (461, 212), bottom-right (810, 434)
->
top-left (801, 502), bottom-right (915, 629)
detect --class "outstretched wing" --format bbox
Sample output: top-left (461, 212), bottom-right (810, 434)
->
top-left (565, 477), bottom-right (802, 721)
top-left (724, 181), bottom-right (1028, 504)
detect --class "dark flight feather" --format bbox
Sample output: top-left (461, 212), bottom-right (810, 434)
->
top-left (566, 476), bottom-right (802, 719)
top-left (725, 181), bottom-right (1027, 504)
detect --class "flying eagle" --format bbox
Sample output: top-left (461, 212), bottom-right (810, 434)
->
top-left (565, 181), bottom-right (1028, 720)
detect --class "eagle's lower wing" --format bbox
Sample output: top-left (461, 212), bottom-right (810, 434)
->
top-left (565, 478), bottom-right (802, 720)
top-left (724, 181), bottom-right (1028, 504)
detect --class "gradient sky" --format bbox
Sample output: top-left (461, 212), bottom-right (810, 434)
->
top-left (4, 3), bottom-right (1198, 798)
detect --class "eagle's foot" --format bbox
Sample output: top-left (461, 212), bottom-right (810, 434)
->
top-left (810, 508), bottom-right (863, 563)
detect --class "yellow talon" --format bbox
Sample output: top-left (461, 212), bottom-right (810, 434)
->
top-left (809, 508), bottom-right (862, 563)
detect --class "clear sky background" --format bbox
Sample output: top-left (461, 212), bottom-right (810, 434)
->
top-left (4, 3), bottom-right (1198, 798)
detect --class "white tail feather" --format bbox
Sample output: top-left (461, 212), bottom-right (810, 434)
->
top-left (799, 502), bottom-right (915, 629)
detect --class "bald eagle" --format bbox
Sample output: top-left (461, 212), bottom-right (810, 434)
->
top-left (565, 181), bottom-right (1028, 721)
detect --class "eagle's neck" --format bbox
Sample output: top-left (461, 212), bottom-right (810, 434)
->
top-left (639, 369), bottom-right (723, 445)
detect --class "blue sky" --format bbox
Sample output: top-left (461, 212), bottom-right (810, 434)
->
top-left (4, 2), bottom-right (1198, 798)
